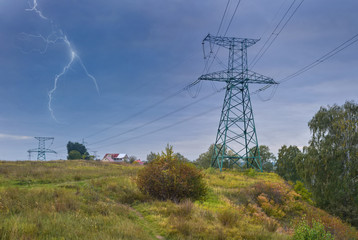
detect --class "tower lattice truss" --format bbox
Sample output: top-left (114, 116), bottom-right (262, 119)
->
top-left (198, 34), bottom-right (278, 171)
top-left (27, 137), bottom-right (57, 160)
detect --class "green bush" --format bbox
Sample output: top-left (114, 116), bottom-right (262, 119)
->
top-left (294, 181), bottom-right (313, 204)
top-left (68, 150), bottom-right (82, 160)
top-left (293, 219), bottom-right (334, 240)
top-left (136, 145), bottom-right (207, 202)
top-left (246, 168), bottom-right (257, 177)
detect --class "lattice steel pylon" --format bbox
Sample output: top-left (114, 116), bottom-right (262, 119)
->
top-left (27, 137), bottom-right (57, 160)
top-left (198, 34), bottom-right (278, 171)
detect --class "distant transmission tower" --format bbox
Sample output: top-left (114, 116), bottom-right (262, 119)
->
top-left (199, 34), bottom-right (278, 171)
top-left (27, 137), bottom-right (57, 160)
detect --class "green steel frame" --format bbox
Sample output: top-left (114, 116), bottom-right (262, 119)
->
top-left (198, 34), bottom-right (277, 171)
top-left (28, 137), bottom-right (57, 160)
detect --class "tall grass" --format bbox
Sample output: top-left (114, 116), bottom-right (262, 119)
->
top-left (0, 160), bottom-right (356, 239)
top-left (0, 161), bottom-right (156, 239)
top-left (0, 160), bottom-right (138, 187)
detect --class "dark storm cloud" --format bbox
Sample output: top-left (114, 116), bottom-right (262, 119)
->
top-left (0, 0), bottom-right (357, 160)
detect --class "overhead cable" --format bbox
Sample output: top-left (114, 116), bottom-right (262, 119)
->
top-left (88, 87), bottom-right (225, 147)
top-left (250, 0), bottom-right (305, 68)
top-left (252, 33), bottom-right (358, 95)
top-left (94, 106), bottom-right (222, 149)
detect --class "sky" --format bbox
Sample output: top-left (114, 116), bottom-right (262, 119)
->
top-left (0, 0), bottom-right (357, 161)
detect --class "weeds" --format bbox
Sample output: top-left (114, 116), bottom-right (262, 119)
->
top-left (217, 208), bottom-right (239, 227)
top-left (175, 199), bottom-right (193, 218)
top-left (0, 160), bottom-right (356, 240)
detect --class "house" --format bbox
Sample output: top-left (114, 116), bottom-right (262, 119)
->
top-left (101, 153), bottom-right (128, 162)
top-left (133, 159), bottom-right (144, 165)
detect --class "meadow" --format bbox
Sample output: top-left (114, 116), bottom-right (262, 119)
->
top-left (0, 160), bottom-right (356, 239)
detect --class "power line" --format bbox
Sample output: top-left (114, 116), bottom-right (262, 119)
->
top-left (85, 79), bottom-right (204, 139)
top-left (203, 0), bottom-right (244, 76)
top-left (250, 0), bottom-right (305, 68)
top-left (280, 33), bottom-right (358, 83)
top-left (216, 0), bottom-right (231, 36)
top-left (88, 87), bottom-right (225, 147)
top-left (251, 0), bottom-right (298, 67)
top-left (256, 84), bottom-right (279, 101)
top-left (252, 33), bottom-right (358, 95)
top-left (258, 0), bottom-right (290, 40)
top-left (82, 0), bottom-right (244, 145)
top-left (94, 105), bottom-right (222, 149)
top-left (223, 0), bottom-right (242, 36)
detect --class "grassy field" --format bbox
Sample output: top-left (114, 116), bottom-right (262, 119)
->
top-left (0, 160), bottom-right (356, 239)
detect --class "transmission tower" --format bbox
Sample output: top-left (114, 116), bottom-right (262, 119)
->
top-left (27, 137), bottom-right (57, 160)
top-left (198, 34), bottom-right (278, 171)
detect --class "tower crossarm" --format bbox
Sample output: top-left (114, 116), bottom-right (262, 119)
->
top-left (44, 149), bottom-right (57, 154)
top-left (246, 70), bottom-right (278, 85)
top-left (198, 70), bottom-right (278, 85)
top-left (203, 34), bottom-right (259, 49)
top-left (27, 148), bottom-right (39, 153)
top-left (27, 148), bottom-right (57, 154)
top-left (35, 137), bottom-right (54, 141)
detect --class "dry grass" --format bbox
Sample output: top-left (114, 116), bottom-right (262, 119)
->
top-left (0, 160), bottom-right (356, 240)
top-left (0, 160), bottom-right (155, 240)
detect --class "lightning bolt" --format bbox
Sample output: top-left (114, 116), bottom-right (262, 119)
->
top-left (18, 31), bottom-right (64, 54)
top-left (25, 0), bottom-right (100, 121)
top-left (25, 0), bottom-right (47, 20)
top-left (48, 49), bottom-right (76, 121)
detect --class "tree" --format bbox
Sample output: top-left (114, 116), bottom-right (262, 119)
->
top-left (66, 141), bottom-right (89, 160)
top-left (302, 101), bottom-right (358, 226)
top-left (147, 150), bottom-right (189, 163)
top-left (146, 151), bottom-right (158, 163)
top-left (68, 150), bottom-right (82, 160)
top-left (259, 145), bottom-right (276, 172)
top-left (276, 145), bottom-right (303, 182)
top-left (128, 155), bottom-right (137, 163)
top-left (195, 144), bottom-right (216, 168)
top-left (196, 144), bottom-right (273, 170)
top-left (249, 145), bottom-right (276, 172)
top-left (174, 152), bottom-right (189, 162)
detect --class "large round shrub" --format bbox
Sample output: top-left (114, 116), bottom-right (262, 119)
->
top-left (136, 146), bottom-right (207, 202)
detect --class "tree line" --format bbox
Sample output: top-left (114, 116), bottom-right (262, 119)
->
top-left (193, 101), bottom-right (357, 227)
top-left (66, 141), bottom-right (138, 163)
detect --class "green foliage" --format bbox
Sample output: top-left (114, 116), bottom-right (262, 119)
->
top-left (276, 145), bottom-right (303, 182)
top-left (66, 141), bottom-right (89, 160)
top-left (250, 145), bottom-right (277, 172)
top-left (293, 219), bottom-right (334, 240)
top-left (146, 151), bottom-right (158, 163)
top-left (302, 101), bottom-right (358, 226)
top-left (195, 144), bottom-right (216, 168)
top-left (128, 155), bottom-right (137, 163)
top-left (1, 160), bottom-right (356, 240)
top-left (246, 168), bottom-right (257, 177)
top-left (196, 144), bottom-right (237, 169)
top-left (0, 161), bottom-right (155, 240)
top-left (136, 145), bottom-right (207, 202)
top-left (173, 152), bottom-right (190, 162)
top-left (294, 181), bottom-right (313, 204)
top-left (68, 150), bottom-right (82, 160)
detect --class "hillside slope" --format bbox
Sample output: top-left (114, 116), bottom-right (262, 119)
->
top-left (0, 160), bottom-right (356, 239)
